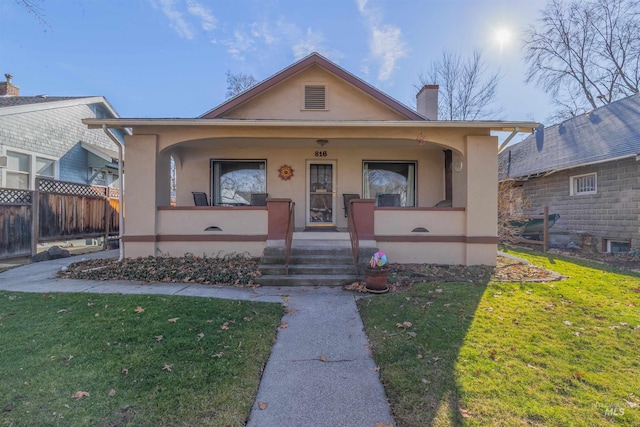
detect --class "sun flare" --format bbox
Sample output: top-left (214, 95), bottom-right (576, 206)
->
top-left (494, 27), bottom-right (512, 50)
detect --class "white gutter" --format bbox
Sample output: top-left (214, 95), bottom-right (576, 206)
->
top-left (83, 118), bottom-right (539, 133)
top-left (102, 125), bottom-right (124, 262)
top-left (497, 127), bottom-right (520, 153)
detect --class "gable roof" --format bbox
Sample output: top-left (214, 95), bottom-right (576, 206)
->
top-left (501, 93), bottom-right (640, 179)
top-left (0, 96), bottom-right (120, 119)
top-left (199, 52), bottom-right (424, 121)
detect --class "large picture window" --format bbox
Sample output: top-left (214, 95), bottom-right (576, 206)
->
top-left (211, 160), bottom-right (266, 206)
top-left (363, 161), bottom-right (416, 207)
top-left (6, 151), bottom-right (30, 189)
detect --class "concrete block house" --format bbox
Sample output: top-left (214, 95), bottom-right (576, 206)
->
top-left (84, 53), bottom-right (536, 280)
top-left (0, 74), bottom-right (124, 190)
top-left (500, 93), bottom-right (640, 253)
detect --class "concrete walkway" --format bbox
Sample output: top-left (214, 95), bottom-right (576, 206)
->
top-left (0, 250), bottom-right (396, 427)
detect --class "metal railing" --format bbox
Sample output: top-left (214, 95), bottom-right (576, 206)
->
top-left (347, 199), bottom-right (359, 275)
top-left (284, 201), bottom-right (295, 275)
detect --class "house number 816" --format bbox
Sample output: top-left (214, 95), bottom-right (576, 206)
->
top-left (315, 151), bottom-right (327, 157)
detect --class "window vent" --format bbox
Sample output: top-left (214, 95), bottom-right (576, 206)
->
top-left (304, 85), bottom-right (326, 110)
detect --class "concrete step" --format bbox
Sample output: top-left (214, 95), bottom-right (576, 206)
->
top-left (262, 254), bottom-right (354, 266)
top-left (259, 263), bottom-right (358, 276)
top-left (256, 274), bottom-right (359, 287)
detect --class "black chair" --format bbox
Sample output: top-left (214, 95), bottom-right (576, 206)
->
top-left (192, 192), bottom-right (209, 206)
top-left (343, 194), bottom-right (360, 217)
top-left (434, 199), bottom-right (452, 207)
top-left (377, 193), bottom-right (401, 207)
top-left (250, 193), bottom-right (269, 206)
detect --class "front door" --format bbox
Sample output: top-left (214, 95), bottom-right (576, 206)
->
top-left (306, 160), bottom-right (336, 227)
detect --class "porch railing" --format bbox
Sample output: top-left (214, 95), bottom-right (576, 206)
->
top-left (347, 199), bottom-right (359, 275)
top-left (284, 201), bottom-right (295, 275)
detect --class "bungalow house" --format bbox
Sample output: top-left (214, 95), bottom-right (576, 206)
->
top-left (499, 93), bottom-right (640, 253)
top-left (83, 53), bottom-right (536, 273)
top-left (0, 74), bottom-right (125, 190)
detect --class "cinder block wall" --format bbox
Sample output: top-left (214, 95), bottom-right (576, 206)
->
top-left (520, 157), bottom-right (640, 251)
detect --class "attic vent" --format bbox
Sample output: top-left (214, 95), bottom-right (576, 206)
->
top-left (304, 85), bottom-right (326, 110)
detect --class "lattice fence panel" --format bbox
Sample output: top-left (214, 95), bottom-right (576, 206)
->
top-left (38, 178), bottom-right (107, 198)
top-left (0, 189), bottom-right (33, 205)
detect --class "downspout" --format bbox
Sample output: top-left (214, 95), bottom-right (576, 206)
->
top-left (497, 127), bottom-right (520, 153)
top-left (102, 124), bottom-right (124, 261)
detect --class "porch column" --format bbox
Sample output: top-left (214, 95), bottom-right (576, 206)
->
top-left (351, 199), bottom-right (374, 240)
top-left (465, 135), bottom-right (499, 265)
top-left (267, 198), bottom-right (292, 240)
top-left (122, 134), bottom-right (159, 257)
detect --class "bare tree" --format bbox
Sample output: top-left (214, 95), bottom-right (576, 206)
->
top-left (418, 50), bottom-right (502, 120)
top-left (523, 0), bottom-right (640, 119)
top-left (225, 70), bottom-right (257, 99)
top-left (15, 0), bottom-right (50, 27)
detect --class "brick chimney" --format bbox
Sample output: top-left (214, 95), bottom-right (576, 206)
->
top-left (416, 84), bottom-right (438, 120)
top-left (0, 74), bottom-right (20, 96)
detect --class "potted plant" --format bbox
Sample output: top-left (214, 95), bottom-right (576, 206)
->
top-left (364, 251), bottom-right (389, 293)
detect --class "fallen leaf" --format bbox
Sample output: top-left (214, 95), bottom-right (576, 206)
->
top-left (121, 368), bottom-right (129, 375)
top-left (212, 352), bottom-right (224, 358)
top-left (258, 401), bottom-right (268, 410)
top-left (72, 391), bottom-right (89, 399)
top-left (155, 335), bottom-right (164, 342)
top-left (94, 313), bottom-right (100, 317)
top-left (220, 322), bottom-right (229, 330)
top-left (375, 422), bottom-right (392, 427)
top-left (57, 309), bottom-right (67, 313)
top-left (283, 296), bottom-right (291, 303)
top-left (134, 306), bottom-right (145, 314)
top-left (563, 320), bottom-right (572, 326)
top-left (108, 389), bottom-right (116, 396)
top-left (319, 354), bottom-right (327, 362)
top-left (372, 366), bottom-right (380, 371)
top-left (285, 307), bottom-right (298, 315)
top-left (459, 408), bottom-right (471, 418)
top-left (573, 371), bottom-right (586, 379)
top-left (206, 319), bottom-right (213, 323)
top-left (278, 322), bottom-right (288, 329)
top-left (196, 332), bottom-right (205, 340)
top-left (363, 343), bottom-right (373, 349)
top-left (167, 317), bottom-right (179, 323)
top-left (407, 331), bottom-right (417, 338)
top-left (162, 364), bottom-right (173, 372)
top-left (396, 321), bottom-right (413, 329)
top-left (243, 316), bottom-right (253, 322)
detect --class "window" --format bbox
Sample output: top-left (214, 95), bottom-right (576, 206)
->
top-left (570, 173), bottom-right (597, 195)
top-left (363, 161), bottom-right (416, 207)
top-left (6, 151), bottom-right (30, 189)
top-left (211, 160), bottom-right (266, 206)
top-left (605, 239), bottom-right (630, 254)
top-left (304, 85), bottom-right (326, 110)
top-left (36, 157), bottom-right (55, 178)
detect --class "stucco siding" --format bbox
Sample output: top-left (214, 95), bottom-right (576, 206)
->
top-left (519, 157), bottom-right (640, 249)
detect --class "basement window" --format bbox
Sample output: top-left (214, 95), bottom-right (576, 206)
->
top-left (570, 172), bottom-right (597, 195)
top-left (605, 239), bottom-right (630, 254)
top-left (304, 85), bottom-right (326, 110)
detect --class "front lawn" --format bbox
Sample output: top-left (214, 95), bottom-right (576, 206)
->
top-left (359, 248), bottom-right (640, 426)
top-left (0, 292), bottom-right (282, 426)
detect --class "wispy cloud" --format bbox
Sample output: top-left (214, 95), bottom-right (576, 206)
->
top-left (220, 19), bottom-right (342, 63)
top-left (356, 0), bottom-right (408, 81)
top-left (151, 0), bottom-right (216, 39)
top-left (186, 0), bottom-right (216, 31)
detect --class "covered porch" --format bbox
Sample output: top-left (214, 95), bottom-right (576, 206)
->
top-left (83, 119), bottom-right (535, 266)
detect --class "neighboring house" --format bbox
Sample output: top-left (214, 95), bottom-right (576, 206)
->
top-left (499, 93), bottom-right (640, 253)
top-left (84, 53), bottom-right (536, 266)
top-left (0, 74), bottom-right (125, 190)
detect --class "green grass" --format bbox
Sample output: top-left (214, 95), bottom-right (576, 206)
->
top-left (358, 248), bottom-right (640, 426)
top-left (0, 292), bottom-right (282, 426)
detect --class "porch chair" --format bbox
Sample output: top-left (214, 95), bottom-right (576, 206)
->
top-left (377, 193), bottom-right (401, 207)
top-left (434, 199), bottom-right (452, 207)
top-left (250, 193), bottom-right (269, 206)
top-left (343, 193), bottom-right (360, 217)
top-left (192, 192), bottom-right (210, 206)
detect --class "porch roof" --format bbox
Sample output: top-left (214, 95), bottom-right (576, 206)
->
top-left (83, 118), bottom-right (539, 134)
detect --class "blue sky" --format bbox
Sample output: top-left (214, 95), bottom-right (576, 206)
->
top-left (1, 0), bottom-right (554, 125)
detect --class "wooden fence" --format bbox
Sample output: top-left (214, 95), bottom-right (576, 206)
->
top-left (0, 178), bottom-right (120, 259)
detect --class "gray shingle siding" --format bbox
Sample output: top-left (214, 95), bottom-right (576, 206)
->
top-left (519, 158), bottom-right (640, 250)
top-left (0, 101), bottom-right (119, 186)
